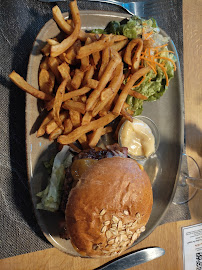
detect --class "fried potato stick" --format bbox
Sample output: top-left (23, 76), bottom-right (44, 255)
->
top-left (39, 69), bottom-right (55, 94)
top-left (48, 57), bottom-right (61, 83)
top-left (47, 39), bottom-right (59, 46)
top-left (49, 127), bottom-right (63, 141)
top-left (128, 89), bottom-right (148, 100)
top-left (37, 110), bottom-right (54, 137)
top-left (58, 112), bottom-right (117, 145)
top-left (53, 78), bottom-right (68, 128)
top-left (111, 39), bottom-right (129, 51)
top-left (86, 53), bottom-right (121, 111)
top-left (46, 111), bottom-right (68, 134)
top-left (78, 134), bottom-right (88, 149)
top-left (121, 107), bottom-right (133, 122)
top-left (101, 126), bottom-right (113, 136)
top-left (88, 127), bottom-right (103, 148)
top-left (63, 118), bottom-right (73, 134)
top-left (65, 39), bottom-right (81, 61)
top-left (41, 43), bottom-right (50, 56)
top-left (71, 69), bottom-right (84, 89)
top-left (86, 79), bottom-right (99, 89)
top-left (69, 109), bottom-right (81, 127)
top-left (81, 37), bottom-right (91, 71)
top-left (51, 0), bottom-right (81, 57)
top-left (81, 111), bottom-right (93, 126)
top-left (113, 67), bottom-right (151, 115)
top-left (57, 62), bottom-right (70, 80)
top-left (124, 38), bottom-right (143, 73)
top-left (45, 86), bottom-right (91, 111)
top-left (9, 71), bottom-right (53, 101)
top-left (92, 62), bottom-right (124, 117)
top-left (92, 89), bottom-right (114, 117)
top-left (98, 47), bottom-right (110, 80)
top-left (82, 65), bottom-right (94, 86)
top-left (62, 100), bottom-right (86, 114)
top-left (40, 57), bottom-right (49, 70)
top-left (52, 5), bottom-right (73, 35)
top-left (76, 35), bottom-right (115, 59)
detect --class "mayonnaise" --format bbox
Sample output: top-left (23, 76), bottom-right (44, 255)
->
top-left (120, 118), bottom-right (155, 158)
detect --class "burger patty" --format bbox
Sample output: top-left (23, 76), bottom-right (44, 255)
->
top-left (60, 144), bottom-right (128, 213)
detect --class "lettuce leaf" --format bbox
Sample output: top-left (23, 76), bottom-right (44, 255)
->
top-left (36, 145), bottom-right (70, 212)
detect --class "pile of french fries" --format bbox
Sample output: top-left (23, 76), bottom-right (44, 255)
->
top-left (9, 0), bottom-right (151, 150)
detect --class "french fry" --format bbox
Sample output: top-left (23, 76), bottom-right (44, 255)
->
top-left (51, 1), bottom-right (81, 57)
top-left (48, 57), bottom-right (61, 82)
top-left (76, 35), bottom-right (115, 59)
top-left (53, 78), bottom-right (68, 128)
top-left (52, 5), bottom-right (73, 35)
top-left (68, 143), bottom-right (81, 153)
top-left (40, 57), bottom-right (49, 70)
top-left (62, 100), bottom-right (86, 114)
top-left (39, 69), bottom-right (55, 94)
top-left (46, 111), bottom-right (68, 134)
top-left (128, 89), bottom-right (148, 100)
top-left (92, 51), bottom-right (100, 66)
top-left (80, 95), bottom-right (87, 103)
top-left (47, 39), bottom-right (59, 46)
top-left (41, 43), bottom-right (50, 56)
top-left (87, 33), bottom-right (127, 42)
top-left (82, 65), bottom-right (94, 86)
top-left (49, 127), bottom-right (63, 141)
top-left (101, 126), bottom-right (113, 136)
top-left (92, 89), bottom-right (114, 117)
top-left (63, 118), bottom-right (73, 134)
top-left (98, 110), bottom-right (107, 117)
top-left (69, 109), bottom-right (81, 127)
top-left (111, 39), bottom-right (129, 51)
top-left (92, 62), bottom-right (124, 117)
top-left (81, 111), bottom-right (93, 126)
top-left (87, 79), bottom-right (99, 89)
top-left (123, 102), bottom-right (130, 109)
top-left (64, 86), bottom-right (90, 100)
top-left (98, 47), bottom-right (110, 79)
top-left (113, 67), bottom-right (151, 115)
top-left (86, 53), bottom-right (121, 111)
top-left (71, 69), bottom-right (84, 89)
top-left (88, 127), bottom-right (103, 148)
top-left (65, 39), bottom-right (81, 62)
top-left (53, 12), bottom-right (92, 42)
top-left (102, 64), bottom-right (124, 113)
top-left (57, 62), bottom-right (71, 80)
top-left (9, 71), bottom-right (53, 100)
top-left (81, 37), bottom-right (91, 71)
top-left (124, 38), bottom-right (143, 73)
top-left (37, 110), bottom-right (54, 137)
top-left (78, 134), bottom-right (88, 149)
top-left (121, 107), bottom-right (133, 122)
top-left (100, 88), bottom-right (114, 101)
top-left (58, 112), bottom-right (117, 145)
top-left (45, 86), bottom-right (91, 111)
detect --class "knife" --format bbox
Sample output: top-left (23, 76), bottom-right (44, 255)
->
top-left (95, 247), bottom-right (165, 270)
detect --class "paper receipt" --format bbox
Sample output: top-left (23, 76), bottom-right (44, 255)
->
top-left (182, 223), bottom-right (202, 270)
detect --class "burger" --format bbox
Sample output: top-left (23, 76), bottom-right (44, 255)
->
top-left (37, 144), bottom-right (153, 257)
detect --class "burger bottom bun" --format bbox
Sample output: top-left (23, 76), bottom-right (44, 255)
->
top-left (65, 157), bottom-right (153, 257)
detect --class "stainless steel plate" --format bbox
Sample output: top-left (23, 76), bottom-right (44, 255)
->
top-left (26, 11), bottom-right (184, 256)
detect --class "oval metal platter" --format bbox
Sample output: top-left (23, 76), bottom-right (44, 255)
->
top-left (26, 11), bottom-right (184, 257)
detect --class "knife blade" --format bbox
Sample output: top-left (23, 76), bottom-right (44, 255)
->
top-left (95, 247), bottom-right (165, 270)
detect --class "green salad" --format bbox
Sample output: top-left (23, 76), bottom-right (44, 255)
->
top-left (92, 16), bottom-right (176, 115)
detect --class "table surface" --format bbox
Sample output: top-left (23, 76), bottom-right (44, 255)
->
top-left (1, 0), bottom-right (202, 269)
